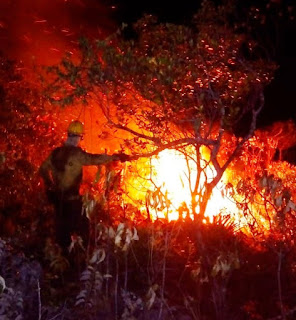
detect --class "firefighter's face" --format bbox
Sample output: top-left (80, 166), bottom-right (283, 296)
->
top-left (68, 134), bottom-right (83, 146)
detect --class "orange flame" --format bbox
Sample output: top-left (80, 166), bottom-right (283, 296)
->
top-left (145, 149), bottom-right (238, 222)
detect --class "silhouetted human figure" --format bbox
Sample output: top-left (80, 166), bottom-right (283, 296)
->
top-left (39, 120), bottom-right (130, 254)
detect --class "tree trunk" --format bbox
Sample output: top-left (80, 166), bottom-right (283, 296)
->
top-left (193, 183), bottom-right (214, 221)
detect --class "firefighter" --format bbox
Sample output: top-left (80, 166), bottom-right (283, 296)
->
top-left (39, 120), bottom-right (130, 254)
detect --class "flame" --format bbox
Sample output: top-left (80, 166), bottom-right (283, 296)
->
top-left (124, 147), bottom-right (279, 233)
top-left (149, 149), bottom-right (238, 222)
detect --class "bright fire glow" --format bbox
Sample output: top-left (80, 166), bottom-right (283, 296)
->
top-left (150, 149), bottom-right (238, 221)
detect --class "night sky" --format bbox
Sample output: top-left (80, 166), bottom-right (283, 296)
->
top-left (0, 0), bottom-right (295, 128)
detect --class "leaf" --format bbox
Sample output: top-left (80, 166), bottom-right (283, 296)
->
top-left (191, 267), bottom-right (201, 278)
top-left (145, 286), bottom-right (157, 310)
top-left (115, 223), bottom-right (125, 247)
top-left (117, 222), bottom-right (125, 233)
top-left (0, 276), bottom-right (5, 294)
top-left (108, 227), bottom-right (116, 239)
top-left (115, 230), bottom-right (124, 247)
top-left (125, 228), bottom-right (133, 245)
top-left (284, 200), bottom-right (296, 214)
top-left (107, 170), bottom-right (116, 183)
top-left (220, 260), bottom-right (231, 277)
top-left (274, 195), bottom-right (283, 208)
top-left (76, 289), bottom-right (87, 300)
top-left (80, 269), bottom-right (92, 281)
top-left (89, 249), bottom-right (106, 264)
top-left (85, 199), bottom-right (96, 215)
top-left (145, 190), bottom-right (152, 205)
top-left (75, 298), bottom-right (86, 306)
top-left (0, 153), bottom-right (5, 165)
top-left (132, 227), bottom-right (139, 241)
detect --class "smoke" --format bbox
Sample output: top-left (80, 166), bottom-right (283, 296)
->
top-left (0, 0), bottom-right (123, 154)
top-left (0, 0), bottom-right (117, 65)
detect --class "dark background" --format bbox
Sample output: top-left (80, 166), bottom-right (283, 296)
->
top-left (109, 0), bottom-right (296, 128)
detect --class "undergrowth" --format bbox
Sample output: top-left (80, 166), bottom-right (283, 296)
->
top-left (1, 213), bottom-right (296, 320)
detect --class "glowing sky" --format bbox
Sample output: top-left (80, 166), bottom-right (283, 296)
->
top-left (0, 0), bottom-right (117, 65)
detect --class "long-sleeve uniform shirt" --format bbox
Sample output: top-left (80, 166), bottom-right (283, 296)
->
top-left (39, 145), bottom-right (118, 199)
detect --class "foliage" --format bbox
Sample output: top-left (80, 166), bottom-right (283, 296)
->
top-left (0, 238), bottom-right (42, 320)
top-left (227, 128), bottom-right (296, 239)
top-left (0, 54), bottom-right (59, 239)
top-left (37, 216), bottom-right (296, 319)
top-left (220, 125), bottom-right (296, 318)
top-left (2, 195), bottom-right (296, 320)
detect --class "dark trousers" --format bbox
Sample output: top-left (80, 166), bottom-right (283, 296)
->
top-left (48, 191), bottom-right (89, 253)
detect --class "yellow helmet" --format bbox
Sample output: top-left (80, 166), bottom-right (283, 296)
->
top-left (67, 120), bottom-right (84, 136)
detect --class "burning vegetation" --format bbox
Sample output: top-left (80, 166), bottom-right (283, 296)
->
top-left (1, 0), bottom-right (296, 319)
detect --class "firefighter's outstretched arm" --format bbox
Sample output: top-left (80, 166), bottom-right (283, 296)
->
top-left (81, 151), bottom-right (135, 165)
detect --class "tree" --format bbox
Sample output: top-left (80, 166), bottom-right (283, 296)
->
top-left (0, 53), bottom-right (59, 236)
top-left (46, 0), bottom-right (276, 220)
